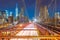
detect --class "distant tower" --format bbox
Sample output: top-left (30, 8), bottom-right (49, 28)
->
top-left (18, 8), bottom-right (24, 18)
top-left (10, 11), bottom-right (12, 16)
top-left (20, 8), bottom-right (24, 17)
top-left (5, 10), bottom-right (9, 18)
top-left (15, 3), bottom-right (18, 17)
top-left (55, 12), bottom-right (60, 19)
top-left (55, 12), bottom-right (60, 20)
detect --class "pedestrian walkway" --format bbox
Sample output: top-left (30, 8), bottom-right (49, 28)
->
top-left (10, 23), bottom-right (39, 40)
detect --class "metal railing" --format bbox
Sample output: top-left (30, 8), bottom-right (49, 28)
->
top-left (0, 36), bottom-right (60, 40)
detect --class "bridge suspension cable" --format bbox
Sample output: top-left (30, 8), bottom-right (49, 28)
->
top-left (48, 0), bottom-right (55, 18)
top-left (55, 0), bottom-right (57, 27)
top-left (35, 0), bottom-right (40, 19)
top-left (48, 0), bottom-right (57, 27)
top-left (48, 0), bottom-right (54, 8)
top-left (22, 0), bottom-right (29, 19)
top-left (35, 0), bottom-right (37, 18)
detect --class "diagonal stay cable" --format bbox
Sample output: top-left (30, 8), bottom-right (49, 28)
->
top-left (22, 0), bottom-right (29, 20)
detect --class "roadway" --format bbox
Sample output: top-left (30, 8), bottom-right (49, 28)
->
top-left (0, 22), bottom-right (60, 40)
top-left (12, 23), bottom-right (57, 36)
top-left (10, 22), bottom-right (59, 40)
top-left (0, 22), bottom-right (59, 36)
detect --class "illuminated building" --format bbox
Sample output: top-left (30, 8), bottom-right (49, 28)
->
top-left (10, 11), bottom-right (13, 16)
top-left (19, 8), bottom-right (24, 17)
top-left (5, 10), bottom-right (9, 18)
top-left (18, 8), bottom-right (29, 23)
top-left (2, 11), bottom-right (6, 18)
top-left (55, 12), bottom-right (60, 19)
top-left (0, 11), bottom-right (7, 24)
top-left (15, 3), bottom-right (19, 21)
top-left (40, 6), bottom-right (49, 23)
top-left (54, 12), bottom-right (60, 23)
top-left (19, 8), bottom-right (24, 23)
top-left (8, 16), bottom-right (13, 23)
top-left (15, 3), bottom-right (18, 17)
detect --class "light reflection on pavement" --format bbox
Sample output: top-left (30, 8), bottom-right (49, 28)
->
top-left (10, 23), bottom-right (39, 40)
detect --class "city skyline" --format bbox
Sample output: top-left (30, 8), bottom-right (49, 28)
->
top-left (0, 0), bottom-right (60, 19)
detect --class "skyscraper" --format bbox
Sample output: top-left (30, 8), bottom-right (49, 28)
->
top-left (0, 11), bottom-right (7, 23)
top-left (40, 6), bottom-right (49, 22)
top-left (5, 10), bottom-right (9, 18)
top-left (10, 11), bottom-right (12, 16)
top-left (55, 12), bottom-right (60, 19)
top-left (54, 12), bottom-right (60, 22)
top-left (15, 3), bottom-right (18, 17)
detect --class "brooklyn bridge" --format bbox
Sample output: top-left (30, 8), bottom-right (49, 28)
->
top-left (0, 0), bottom-right (60, 40)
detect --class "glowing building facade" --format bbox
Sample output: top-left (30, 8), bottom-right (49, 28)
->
top-left (40, 6), bottom-right (49, 22)
top-left (15, 3), bottom-right (18, 17)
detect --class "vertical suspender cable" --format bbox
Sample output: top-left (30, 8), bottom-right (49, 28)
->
top-left (55, 0), bottom-right (57, 27)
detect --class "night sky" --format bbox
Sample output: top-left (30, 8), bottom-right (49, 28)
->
top-left (0, 0), bottom-right (60, 19)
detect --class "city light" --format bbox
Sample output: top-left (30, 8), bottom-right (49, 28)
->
top-left (33, 18), bottom-right (37, 23)
top-left (29, 20), bottom-right (32, 23)
top-left (5, 10), bottom-right (9, 18)
top-left (57, 12), bottom-right (60, 18)
top-left (16, 3), bottom-right (18, 17)
top-left (19, 24), bottom-right (23, 27)
top-left (10, 11), bottom-right (12, 16)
